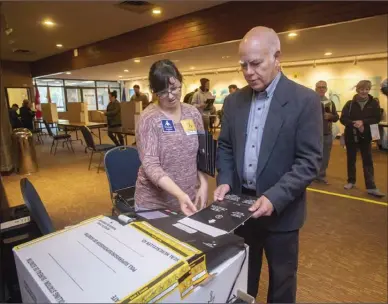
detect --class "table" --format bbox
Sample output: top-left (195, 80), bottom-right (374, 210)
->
top-left (57, 120), bottom-right (107, 145)
top-left (104, 127), bottom-right (135, 145)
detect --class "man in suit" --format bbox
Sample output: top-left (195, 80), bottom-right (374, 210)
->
top-left (214, 26), bottom-right (322, 303)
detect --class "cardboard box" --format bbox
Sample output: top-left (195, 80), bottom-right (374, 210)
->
top-left (66, 102), bottom-right (89, 123)
top-left (13, 216), bottom-right (247, 303)
top-left (41, 103), bottom-right (58, 123)
top-left (121, 101), bottom-right (136, 130)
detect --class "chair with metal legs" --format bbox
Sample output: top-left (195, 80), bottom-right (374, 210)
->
top-left (43, 120), bottom-right (74, 155)
top-left (80, 126), bottom-right (115, 173)
top-left (104, 146), bottom-right (141, 215)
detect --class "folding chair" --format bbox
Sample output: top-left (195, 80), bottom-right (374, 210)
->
top-left (80, 126), bottom-right (115, 173)
top-left (20, 178), bottom-right (55, 235)
top-left (104, 146), bottom-right (141, 215)
top-left (43, 120), bottom-right (74, 155)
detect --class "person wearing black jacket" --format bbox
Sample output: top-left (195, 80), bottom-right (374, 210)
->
top-left (340, 80), bottom-right (384, 197)
top-left (19, 99), bottom-right (35, 131)
top-left (9, 104), bottom-right (22, 129)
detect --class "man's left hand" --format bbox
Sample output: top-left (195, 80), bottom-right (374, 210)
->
top-left (249, 195), bottom-right (274, 218)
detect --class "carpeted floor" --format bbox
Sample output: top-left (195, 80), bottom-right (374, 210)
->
top-left (2, 131), bottom-right (387, 303)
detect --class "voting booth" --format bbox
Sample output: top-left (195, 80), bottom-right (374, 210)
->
top-left (13, 207), bottom-right (249, 303)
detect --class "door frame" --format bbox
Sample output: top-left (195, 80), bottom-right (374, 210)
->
top-left (4, 87), bottom-right (32, 109)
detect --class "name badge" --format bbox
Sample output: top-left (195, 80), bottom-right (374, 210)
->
top-left (181, 119), bottom-right (197, 135)
top-left (161, 119), bottom-right (176, 132)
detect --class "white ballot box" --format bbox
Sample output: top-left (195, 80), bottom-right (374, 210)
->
top-left (13, 216), bottom-right (247, 303)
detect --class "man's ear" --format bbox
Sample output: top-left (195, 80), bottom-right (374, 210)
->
top-left (274, 50), bottom-right (281, 68)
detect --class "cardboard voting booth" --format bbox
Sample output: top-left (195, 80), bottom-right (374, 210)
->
top-left (66, 102), bottom-right (89, 123)
top-left (13, 215), bottom-right (247, 303)
top-left (41, 103), bottom-right (58, 123)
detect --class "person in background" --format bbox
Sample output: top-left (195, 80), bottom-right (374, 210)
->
top-left (218, 84), bottom-right (240, 125)
top-left (9, 103), bottom-right (22, 129)
top-left (135, 59), bottom-right (208, 215)
top-left (214, 26), bottom-right (322, 302)
top-left (104, 91), bottom-right (124, 146)
top-left (183, 88), bottom-right (198, 104)
top-left (19, 99), bottom-right (35, 131)
top-left (130, 84), bottom-right (150, 110)
top-left (228, 84), bottom-right (239, 94)
top-left (315, 80), bottom-right (339, 184)
top-left (191, 78), bottom-right (216, 130)
top-left (340, 80), bottom-right (384, 197)
top-left (191, 78), bottom-right (214, 113)
top-left (381, 78), bottom-right (388, 97)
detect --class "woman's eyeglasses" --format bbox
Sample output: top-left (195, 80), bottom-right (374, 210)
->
top-left (156, 86), bottom-right (182, 98)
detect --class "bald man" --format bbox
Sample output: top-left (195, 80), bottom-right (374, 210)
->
top-left (215, 27), bottom-right (322, 302)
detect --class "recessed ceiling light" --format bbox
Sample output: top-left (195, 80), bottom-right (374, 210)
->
top-left (118, 76), bottom-right (123, 78)
top-left (124, 69), bottom-right (129, 72)
top-left (324, 52), bottom-right (332, 56)
top-left (152, 8), bottom-right (162, 15)
top-left (190, 67), bottom-right (195, 70)
top-left (134, 59), bottom-right (140, 63)
top-left (288, 32), bottom-right (298, 37)
top-left (56, 44), bottom-right (63, 48)
top-left (222, 56), bottom-right (230, 59)
top-left (43, 19), bottom-right (55, 27)
top-left (66, 72), bottom-right (71, 75)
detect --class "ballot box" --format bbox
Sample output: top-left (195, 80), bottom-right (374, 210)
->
top-left (13, 215), bottom-right (247, 303)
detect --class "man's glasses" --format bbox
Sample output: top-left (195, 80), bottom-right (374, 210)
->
top-left (156, 86), bottom-right (182, 98)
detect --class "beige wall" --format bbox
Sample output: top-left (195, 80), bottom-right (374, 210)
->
top-left (0, 60), bottom-right (33, 172)
top-left (124, 58), bottom-right (387, 114)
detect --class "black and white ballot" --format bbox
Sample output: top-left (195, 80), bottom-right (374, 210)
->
top-left (179, 194), bottom-right (257, 237)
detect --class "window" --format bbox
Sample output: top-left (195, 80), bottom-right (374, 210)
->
top-left (97, 88), bottom-right (109, 110)
top-left (82, 89), bottom-right (97, 110)
top-left (64, 80), bottom-right (96, 87)
top-left (37, 86), bottom-right (66, 112)
top-left (66, 88), bottom-right (82, 103)
top-left (35, 79), bottom-right (64, 86)
top-left (50, 87), bottom-right (66, 112)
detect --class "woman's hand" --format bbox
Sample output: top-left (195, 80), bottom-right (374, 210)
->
top-left (177, 193), bottom-right (197, 216)
top-left (194, 183), bottom-right (208, 210)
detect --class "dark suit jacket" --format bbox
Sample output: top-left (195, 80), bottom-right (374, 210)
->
top-left (216, 74), bottom-right (323, 232)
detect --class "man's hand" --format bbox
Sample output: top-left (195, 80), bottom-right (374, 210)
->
top-left (214, 184), bottom-right (230, 201)
top-left (249, 195), bottom-right (274, 218)
top-left (353, 120), bottom-right (364, 129)
top-left (324, 113), bottom-right (333, 120)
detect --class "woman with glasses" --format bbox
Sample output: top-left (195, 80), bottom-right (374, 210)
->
top-left (134, 59), bottom-right (208, 215)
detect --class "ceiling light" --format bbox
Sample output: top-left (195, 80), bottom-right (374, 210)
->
top-left (118, 76), bottom-right (123, 78)
top-left (42, 19), bottom-right (55, 27)
top-left (134, 59), bottom-right (140, 63)
top-left (124, 69), bottom-right (129, 72)
top-left (56, 44), bottom-right (63, 48)
top-left (288, 32), bottom-right (298, 37)
top-left (324, 52), bottom-right (332, 56)
top-left (66, 72), bottom-right (71, 75)
top-left (152, 8), bottom-right (162, 15)
top-left (190, 67), bottom-right (195, 70)
top-left (222, 56), bottom-right (230, 59)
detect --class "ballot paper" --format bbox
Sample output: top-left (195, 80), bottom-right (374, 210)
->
top-left (13, 216), bottom-right (202, 303)
top-left (370, 124), bottom-right (380, 140)
top-left (179, 194), bottom-right (257, 237)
